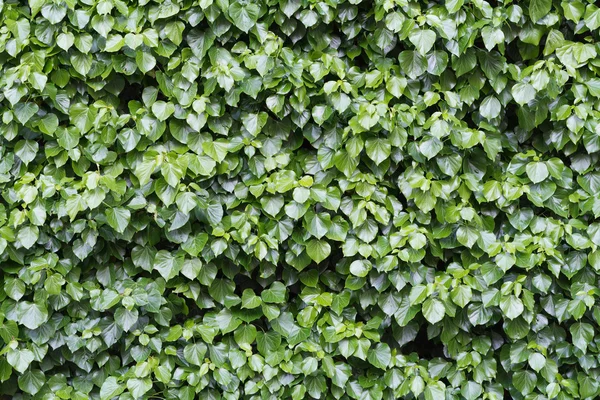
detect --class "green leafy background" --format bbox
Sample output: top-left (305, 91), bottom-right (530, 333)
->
top-left (0, 0), bottom-right (599, 398)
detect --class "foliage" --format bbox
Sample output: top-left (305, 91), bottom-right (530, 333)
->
top-left (0, 0), bottom-right (599, 398)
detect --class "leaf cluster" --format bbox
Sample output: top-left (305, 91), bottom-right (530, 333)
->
top-left (1, 0), bottom-right (600, 399)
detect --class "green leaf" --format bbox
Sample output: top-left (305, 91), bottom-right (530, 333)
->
top-left (242, 112), bottom-right (268, 136)
top-left (456, 226), bottom-right (479, 248)
top-left (399, 50), bottom-right (427, 79)
top-left (349, 259), bottom-right (372, 277)
top-left (513, 370), bottom-right (537, 395)
top-left (18, 370), bottom-right (45, 395)
top-left (106, 207), bottom-right (131, 233)
top-left (305, 212), bottom-right (331, 239)
top-left (18, 225), bottom-right (39, 249)
top-left (127, 378), bottom-right (152, 399)
top-left (153, 250), bottom-right (182, 281)
top-left (262, 282), bottom-right (286, 303)
top-left (512, 82), bottom-right (536, 105)
top-left (0, 320), bottom-right (19, 342)
top-left (425, 382), bottom-right (446, 400)
top-left (526, 161), bottom-right (549, 183)
top-left (367, 343), bottom-right (391, 369)
top-left (7, 348), bottom-right (35, 373)
top-left (202, 140), bottom-right (229, 163)
top-left (306, 240), bottom-right (331, 264)
top-left (13, 102), bottom-right (39, 125)
top-left (16, 301), bottom-right (48, 330)
top-left (100, 377), bottom-right (125, 400)
top-left (571, 322), bottom-right (594, 353)
top-left (528, 353), bottom-right (546, 372)
top-left (229, 3), bottom-right (260, 32)
top-left (529, 0), bottom-right (552, 22)
top-left (15, 140), bottom-right (39, 165)
top-left (181, 233), bottom-right (208, 257)
top-left (419, 137), bottom-right (443, 159)
top-left (365, 138), bottom-right (391, 165)
top-left (500, 295), bottom-right (524, 320)
top-left (136, 51), bottom-right (156, 74)
top-left (115, 307), bottom-right (138, 332)
top-left (151, 101), bottom-right (175, 121)
top-left (234, 324), bottom-right (257, 346)
top-left (409, 29), bottom-right (436, 55)
top-left (183, 342), bottom-right (207, 366)
top-left (480, 96), bottom-right (501, 120)
top-left (422, 298), bottom-right (445, 324)
top-left (242, 289), bottom-right (262, 309)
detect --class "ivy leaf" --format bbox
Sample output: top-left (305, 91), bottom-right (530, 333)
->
top-left (183, 342), bottom-right (207, 365)
top-left (571, 322), bottom-right (594, 353)
top-left (409, 29), bottom-right (436, 55)
top-left (513, 370), bottom-right (537, 395)
top-left (100, 377), bottom-right (125, 400)
top-left (306, 240), bottom-right (331, 264)
top-left (136, 51), bottom-right (156, 74)
top-left (367, 343), bottom-right (391, 369)
top-left (16, 301), bottom-right (48, 330)
top-left (422, 298), bottom-right (445, 324)
top-left (349, 259), bottom-right (372, 277)
top-left (13, 102), bottom-right (39, 124)
top-left (526, 161), bottom-right (549, 183)
top-left (106, 207), bottom-right (131, 233)
top-left (18, 370), bottom-right (45, 395)
top-left (7, 348), bottom-right (35, 373)
top-left (15, 140), bottom-right (39, 165)
top-left (530, 0), bottom-right (552, 22)
top-left (399, 50), bottom-right (426, 79)
top-left (202, 140), bottom-right (229, 163)
top-left (153, 250), bottom-right (182, 281)
top-left (512, 82), bottom-right (536, 105)
top-left (151, 101), bottom-right (175, 121)
top-left (365, 138), bottom-right (391, 165)
top-left (115, 307), bottom-right (139, 332)
top-left (500, 295), bottom-right (524, 320)
top-left (229, 3), bottom-right (260, 32)
top-left (127, 378), bottom-right (152, 399)
top-left (262, 282), bottom-right (286, 303)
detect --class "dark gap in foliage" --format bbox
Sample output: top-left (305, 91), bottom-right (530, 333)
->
top-left (402, 325), bottom-right (446, 359)
top-left (119, 82), bottom-right (144, 106)
top-left (234, 273), bottom-right (265, 295)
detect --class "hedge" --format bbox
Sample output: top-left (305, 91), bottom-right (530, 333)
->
top-left (0, 0), bottom-right (599, 398)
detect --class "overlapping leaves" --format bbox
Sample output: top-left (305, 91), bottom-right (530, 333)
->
top-left (0, 0), bottom-right (599, 398)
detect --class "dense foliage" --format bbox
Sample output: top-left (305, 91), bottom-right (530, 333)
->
top-left (2, 0), bottom-right (600, 398)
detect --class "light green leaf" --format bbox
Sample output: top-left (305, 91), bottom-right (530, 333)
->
top-left (500, 295), bottom-right (524, 320)
top-left (529, 0), bottom-right (551, 22)
top-left (100, 377), bottom-right (125, 400)
top-left (306, 240), bottom-right (331, 264)
top-left (526, 161), bottom-right (549, 183)
top-left (365, 138), bottom-right (391, 165)
top-left (399, 50), bottom-right (427, 79)
top-left (422, 298), bottom-right (445, 324)
top-left (15, 140), bottom-right (39, 165)
top-left (153, 250), bottom-right (182, 281)
top-left (7, 348), bottom-right (34, 373)
top-left (151, 101), bottom-right (175, 121)
top-left (106, 207), bottom-right (131, 233)
top-left (409, 29), bottom-right (436, 55)
top-left (512, 82), bottom-right (536, 105)
top-left (136, 51), bottom-right (156, 74)
top-left (13, 102), bottom-right (39, 125)
top-left (18, 370), bottom-right (45, 395)
top-left (229, 3), bottom-right (260, 32)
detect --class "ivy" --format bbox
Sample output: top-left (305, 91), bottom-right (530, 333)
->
top-left (0, 0), bottom-right (599, 398)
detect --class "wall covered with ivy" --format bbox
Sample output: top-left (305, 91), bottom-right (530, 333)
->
top-left (0, 0), bottom-right (599, 398)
